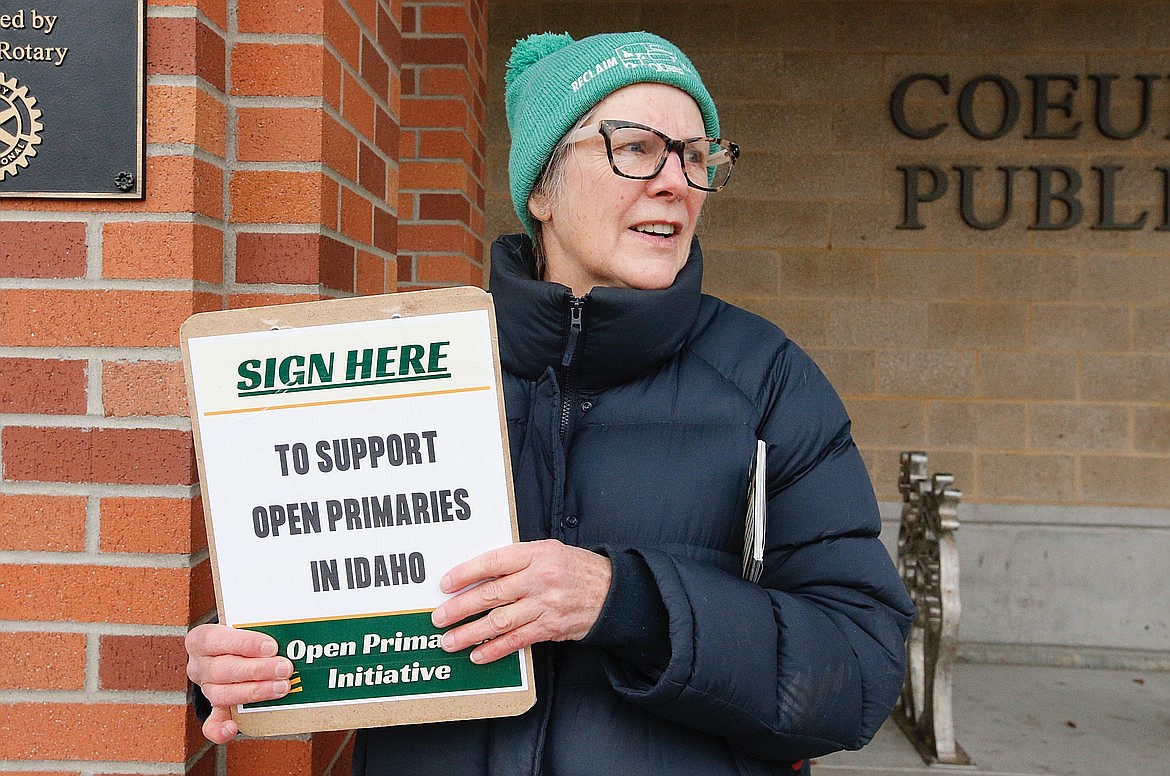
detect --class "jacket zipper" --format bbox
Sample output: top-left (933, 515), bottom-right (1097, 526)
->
top-left (558, 296), bottom-right (586, 443)
top-left (536, 295), bottom-right (586, 774)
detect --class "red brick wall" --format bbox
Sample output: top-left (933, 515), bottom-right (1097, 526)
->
top-left (398, 0), bottom-right (488, 288)
top-left (230, 0), bottom-right (401, 305)
top-left (0, 0), bottom-right (226, 770)
top-left (0, 1), bottom-right (487, 774)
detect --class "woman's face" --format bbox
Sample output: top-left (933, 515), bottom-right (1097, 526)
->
top-left (529, 83), bottom-right (708, 297)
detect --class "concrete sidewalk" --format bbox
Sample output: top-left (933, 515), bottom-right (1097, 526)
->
top-left (814, 663), bottom-right (1169, 776)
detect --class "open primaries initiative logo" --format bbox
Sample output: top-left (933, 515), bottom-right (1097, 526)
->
top-left (0, 71), bottom-right (43, 180)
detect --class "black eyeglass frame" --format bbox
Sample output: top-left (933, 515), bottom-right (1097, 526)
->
top-left (567, 119), bottom-right (740, 192)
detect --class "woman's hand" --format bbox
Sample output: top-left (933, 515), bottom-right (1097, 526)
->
top-left (431, 539), bottom-right (612, 665)
top-left (185, 623), bottom-right (293, 743)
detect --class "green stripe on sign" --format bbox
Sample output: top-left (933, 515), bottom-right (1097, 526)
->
top-left (240, 611), bottom-right (523, 709)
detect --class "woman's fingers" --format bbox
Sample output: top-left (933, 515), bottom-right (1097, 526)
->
top-left (187, 622), bottom-right (278, 659)
top-left (467, 621), bottom-right (547, 665)
top-left (438, 543), bottom-right (535, 596)
top-left (432, 572), bottom-right (523, 628)
top-left (187, 626), bottom-right (293, 687)
top-left (199, 675), bottom-right (292, 708)
top-left (439, 599), bottom-right (540, 654)
top-left (202, 706), bottom-right (240, 744)
top-left (185, 622), bottom-right (292, 744)
top-left (432, 540), bottom-right (612, 663)
top-left (190, 651), bottom-right (292, 685)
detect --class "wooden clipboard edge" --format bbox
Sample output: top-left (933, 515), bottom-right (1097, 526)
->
top-left (237, 682), bottom-right (536, 737)
top-left (179, 287), bottom-right (535, 736)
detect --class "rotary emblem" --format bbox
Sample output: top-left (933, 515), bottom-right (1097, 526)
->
top-left (0, 71), bottom-right (43, 181)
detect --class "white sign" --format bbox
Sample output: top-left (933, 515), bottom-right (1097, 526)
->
top-left (182, 290), bottom-right (533, 734)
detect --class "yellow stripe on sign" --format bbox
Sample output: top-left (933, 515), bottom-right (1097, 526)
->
top-left (204, 384), bottom-right (492, 417)
top-left (234, 607), bottom-right (436, 629)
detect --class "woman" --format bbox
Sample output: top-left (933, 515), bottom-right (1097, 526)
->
top-left (187, 31), bottom-right (914, 775)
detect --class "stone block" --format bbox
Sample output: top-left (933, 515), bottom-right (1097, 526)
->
top-left (780, 249), bottom-right (876, 297)
top-left (832, 2), bottom-right (943, 52)
top-left (979, 452), bottom-right (1076, 502)
top-left (979, 352), bottom-right (1076, 399)
top-left (777, 151), bottom-right (889, 202)
top-left (733, 2), bottom-right (832, 50)
top-left (703, 198), bottom-right (831, 248)
top-left (1135, 406), bottom-right (1170, 453)
top-left (701, 247), bottom-right (780, 297)
top-left (929, 400), bottom-right (1026, 449)
top-left (877, 251), bottom-right (976, 299)
top-left (832, 201), bottom-right (934, 250)
top-left (1082, 455), bottom-right (1170, 506)
top-left (720, 101), bottom-right (833, 151)
top-left (879, 350), bottom-right (977, 397)
top-left (1081, 354), bottom-right (1170, 402)
top-left (1030, 403), bottom-right (1130, 451)
top-left (541, 3), bottom-right (642, 39)
top-left (782, 54), bottom-right (888, 102)
top-left (1135, 305), bottom-right (1170, 352)
top-left (957, 517), bottom-right (1170, 650)
top-left (1032, 304), bottom-right (1130, 351)
top-left (1080, 254), bottom-right (1170, 302)
top-left (830, 299), bottom-right (929, 348)
top-left (1036, 2), bottom-right (1152, 50)
top-left (691, 50), bottom-right (786, 100)
top-left (938, 2), bottom-right (1038, 51)
top-left (804, 347), bottom-right (876, 395)
top-left (978, 253), bottom-right (1078, 301)
top-left (928, 301), bottom-right (1028, 349)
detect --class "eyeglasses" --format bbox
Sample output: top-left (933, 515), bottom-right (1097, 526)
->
top-left (564, 119), bottom-right (739, 192)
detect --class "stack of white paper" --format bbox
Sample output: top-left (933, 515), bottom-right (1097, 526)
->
top-left (741, 440), bottom-right (766, 583)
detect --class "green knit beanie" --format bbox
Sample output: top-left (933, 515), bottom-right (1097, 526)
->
top-left (505, 31), bottom-right (720, 237)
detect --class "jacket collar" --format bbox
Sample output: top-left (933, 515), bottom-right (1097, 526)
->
top-left (489, 233), bottom-right (703, 389)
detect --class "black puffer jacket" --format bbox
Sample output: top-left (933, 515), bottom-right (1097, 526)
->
top-left (354, 235), bottom-right (914, 775)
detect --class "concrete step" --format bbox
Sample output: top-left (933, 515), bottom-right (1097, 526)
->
top-left (814, 663), bottom-right (1170, 776)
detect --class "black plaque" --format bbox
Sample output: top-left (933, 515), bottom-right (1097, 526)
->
top-left (0, 0), bottom-right (144, 198)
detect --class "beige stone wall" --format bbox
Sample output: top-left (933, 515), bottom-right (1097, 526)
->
top-left (486, 0), bottom-right (1170, 509)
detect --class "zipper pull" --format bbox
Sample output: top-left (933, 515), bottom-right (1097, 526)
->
top-left (561, 298), bottom-right (585, 367)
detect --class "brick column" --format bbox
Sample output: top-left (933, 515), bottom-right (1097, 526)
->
top-left (0, 0), bottom-right (406, 774)
top-left (230, 0), bottom-right (402, 305)
top-left (1, 0), bottom-right (497, 771)
top-left (398, 0), bottom-right (488, 288)
top-left (0, 0), bottom-right (227, 772)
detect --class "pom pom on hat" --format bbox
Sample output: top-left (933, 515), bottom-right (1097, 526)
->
top-left (504, 31), bottom-right (719, 238)
top-left (506, 32), bottom-right (575, 89)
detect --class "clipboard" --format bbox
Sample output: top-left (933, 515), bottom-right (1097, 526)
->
top-left (181, 287), bottom-right (535, 736)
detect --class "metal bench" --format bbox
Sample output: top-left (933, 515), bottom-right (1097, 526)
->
top-left (892, 451), bottom-right (974, 768)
